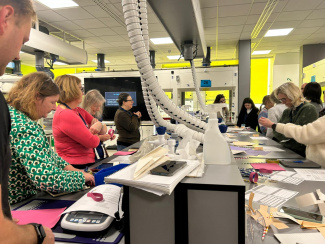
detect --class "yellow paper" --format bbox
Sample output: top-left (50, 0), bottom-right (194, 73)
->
top-left (317, 227), bottom-right (325, 238)
top-left (233, 141), bottom-right (255, 146)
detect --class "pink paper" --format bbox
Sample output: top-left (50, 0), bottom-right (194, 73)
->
top-left (113, 151), bottom-right (135, 156)
top-left (11, 207), bottom-right (66, 228)
top-left (251, 163), bottom-right (285, 171)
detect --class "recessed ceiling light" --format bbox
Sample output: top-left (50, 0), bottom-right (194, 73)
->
top-left (55, 61), bottom-right (68, 65)
top-left (264, 28), bottom-right (293, 37)
top-left (167, 55), bottom-right (183, 60)
top-left (252, 50), bottom-right (271, 55)
top-left (150, 37), bottom-right (173, 45)
top-left (36, 0), bottom-right (78, 9)
top-left (92, 60), bottom-right (110, 63)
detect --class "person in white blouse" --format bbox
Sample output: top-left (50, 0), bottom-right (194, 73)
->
top-left (266, 91), bottom-right (286, 138)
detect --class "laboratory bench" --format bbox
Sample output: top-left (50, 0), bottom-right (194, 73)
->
top-left (11, 128), bottom-right (325, 244)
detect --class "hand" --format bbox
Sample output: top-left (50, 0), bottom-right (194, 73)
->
top-left (99, 134), bottom-right (111, 142)
top-left (110, 134), bottom-right (116, 140)
top-left (258, 117), bottom-right (274, 128)
top-left (82, 172), bottom-right (95, 186)
top-left (42, 226), bottom-right (55, 244)
top-left (134, 111), bottom-right (142, 118)
top-left (90, 121), bottom-right (102, 134)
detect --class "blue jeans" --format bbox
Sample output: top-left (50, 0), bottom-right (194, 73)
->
top-left (117, 144), bottom-right (127, 151)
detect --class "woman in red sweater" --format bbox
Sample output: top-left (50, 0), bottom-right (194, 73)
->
top-left (53, 75), bottom-right (108, 169)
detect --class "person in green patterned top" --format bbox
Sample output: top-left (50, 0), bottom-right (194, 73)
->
top-left (7, 72), bottom-right (95, 204)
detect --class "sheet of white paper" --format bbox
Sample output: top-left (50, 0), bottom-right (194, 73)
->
top-left (239, 131), bottom-right (255, 134)
top-left (274, 233), bottom-right (325, 244)
top-left (231, 150), bottom-right (247, 155)
top-left (245, 192), bottom-right (267, 201)
top-left (270, 171), bottom-right (304, 185)
top-left (249, 136), bottom-right (269, 140)
top-left (295, 169), bottom-right (325, 181)
top-left (260, 146), bottom-right (285, 152)
top-left (108, 155), bottom-right (131, 164)
top-left (62, 184), bottom-right (122, 218)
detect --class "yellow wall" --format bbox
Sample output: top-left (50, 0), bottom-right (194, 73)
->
top-left (250, 58), bottom-right (270, 104)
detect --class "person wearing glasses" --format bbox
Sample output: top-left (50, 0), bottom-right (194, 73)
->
top-left (259, 82), bottom-right (318, 157)
top-left (53, 75), bottom-right (107, 169)
top-left (213, 94), bottom-right (229, 120)
top-left (114, 93), bottom-right (141, 151)
top-left (302, 82), bottom-right (323, 115)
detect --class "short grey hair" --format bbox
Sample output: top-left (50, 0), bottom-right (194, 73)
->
top-left (81, 89), bottom-right (105, 119)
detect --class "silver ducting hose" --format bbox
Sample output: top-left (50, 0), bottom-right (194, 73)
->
top-left (122, 0), bottom-right (205, 142)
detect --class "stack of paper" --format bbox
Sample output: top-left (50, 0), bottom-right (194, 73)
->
top-left (104, 160), bottom-right (200, 195)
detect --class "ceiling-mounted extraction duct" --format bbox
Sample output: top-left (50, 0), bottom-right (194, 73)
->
top-left (96, 53), bottom-right (105, 71)
top-left (22, 28), bottom-right (88, 65)
top-left (148, 0), bottom-right (207, 59)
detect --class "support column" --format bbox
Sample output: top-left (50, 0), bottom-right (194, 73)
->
top-left (237, 40), bottom-right (251, 109)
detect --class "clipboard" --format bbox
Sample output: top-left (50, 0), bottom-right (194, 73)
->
top-left (14, 199), bottom-right (124, 244)
top-left (280, 159), bottom-right (321, 168)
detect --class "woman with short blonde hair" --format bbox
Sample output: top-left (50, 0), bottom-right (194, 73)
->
top-left (260, 82), bottom-right (318, 156)
top-left (53, 75), bottom-right (109, 168)
top-left (6, 72), bottom-right (94, 204)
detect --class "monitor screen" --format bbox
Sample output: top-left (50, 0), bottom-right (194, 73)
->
top-left (84, 76), bottom-right (150, 121)
top-left (105, 91), bottom-right (137, 107)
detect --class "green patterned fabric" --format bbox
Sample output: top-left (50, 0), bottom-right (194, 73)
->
top-left (8, 105), bottom-right (86, 204)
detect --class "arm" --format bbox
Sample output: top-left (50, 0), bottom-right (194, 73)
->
top-left (58, 110), bottom-right (100, 148)
top-left (117, 112), bottom-right (140, 132)
top-left (276, 116), bottom-right (325, 145)
top-left (12, 128), bottom-right (87, 193)
top-left (0, 188), bottom-right (54, 244)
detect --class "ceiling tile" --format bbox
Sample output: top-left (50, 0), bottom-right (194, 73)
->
top-left (270, 20), bottom-right (300, 29)
top-left (73, 19), bottom-right (106, 29)
top-left (307, 9), bottom-right (325, 20)
top-left (283, 0), bottom-right (324, 11)
top-left (100, 35), bottom-right (125, 42)
top-left (218, 16), bottom-right (247, 26)
top-left (88, 28), bottom-right (117, 36)
top-left (218, 25), bottom-right (244, 34)
top-left (276, 10), bottom-right (313, 21)
top-left (298, 19), bottom-right (325, 28)
top-left (37, 10), bottom-right (67, 22)
top-left (291, 27), bottom-right (321, 35)
top-left (51, 21), bottom-right (81, 31)
top-left (54, 8), bottom-right (94, 20)
top-left (70, 29), bottom-right (95, 38)
top-left (74, 0), bottom-right (98, 6)
top-left (218, 4), bottom-right (252, 18)
top-left (84, 5), bottom-right (113, 18)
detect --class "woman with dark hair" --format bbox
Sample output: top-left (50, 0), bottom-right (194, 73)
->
top-left (236, 97), bottom-right (259, 130)
top-left (6, 72), bottom-right (94, 204)
top-left (303, 82), bottom-right (323, 114)
top-left (213, 94), bottom-right (229, 120)
top-left (114, 93), bottom-right (142, 151)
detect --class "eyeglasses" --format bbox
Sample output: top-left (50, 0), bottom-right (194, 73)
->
top-left (126, 99), bottom-right (134, 102)
top-left (279, 97), bottom-right (287, 103)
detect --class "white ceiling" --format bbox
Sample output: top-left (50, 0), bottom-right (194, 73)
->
top-left (20, 0), bottom-right (325, 70)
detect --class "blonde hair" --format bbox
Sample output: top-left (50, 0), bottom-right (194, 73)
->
top-left (0, 0), bottom-right (36, 24)
top-left (54, 75), bottom-right (81, 104)
top-left (275, 82), bottom-right (305, 108)
top-left (81, 89), bottom-right (105, 119)
top-left (270, 90), bottom-right (280, 104)
top-left (7, 72), bottom-right (59, 120)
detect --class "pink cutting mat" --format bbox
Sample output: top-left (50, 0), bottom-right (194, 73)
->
top-left (11, 207), bottom-right (66, 228)
top-left (251, 163), bottom-right (285, 171)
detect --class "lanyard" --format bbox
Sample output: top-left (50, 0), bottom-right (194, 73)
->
top-left (61, 103), bottom-right (88, 127)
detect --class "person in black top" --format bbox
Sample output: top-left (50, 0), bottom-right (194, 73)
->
top-left (236, 97), bottom-right (259, 130)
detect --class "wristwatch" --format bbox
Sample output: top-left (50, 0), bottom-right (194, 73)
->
top-left (30, 223), bottom-right (46, 244)
top-left (271, 123), bottom-right (277, 130)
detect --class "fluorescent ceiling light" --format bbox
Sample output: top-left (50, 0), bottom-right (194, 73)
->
top-left (252, 50), bottom-right (271, 55)
top-left (55, 61), bottom-right (68, 65)
top-left (167, 55), bottom-right (183, 60)
top-left (150, 37), bottom-right (173, 45)
top-left (36, 0), bottom-right (78, 9)
top-left (264, 28), bottom-right (293, 37)
top-left (92, 60), bottom-right (110, 63)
